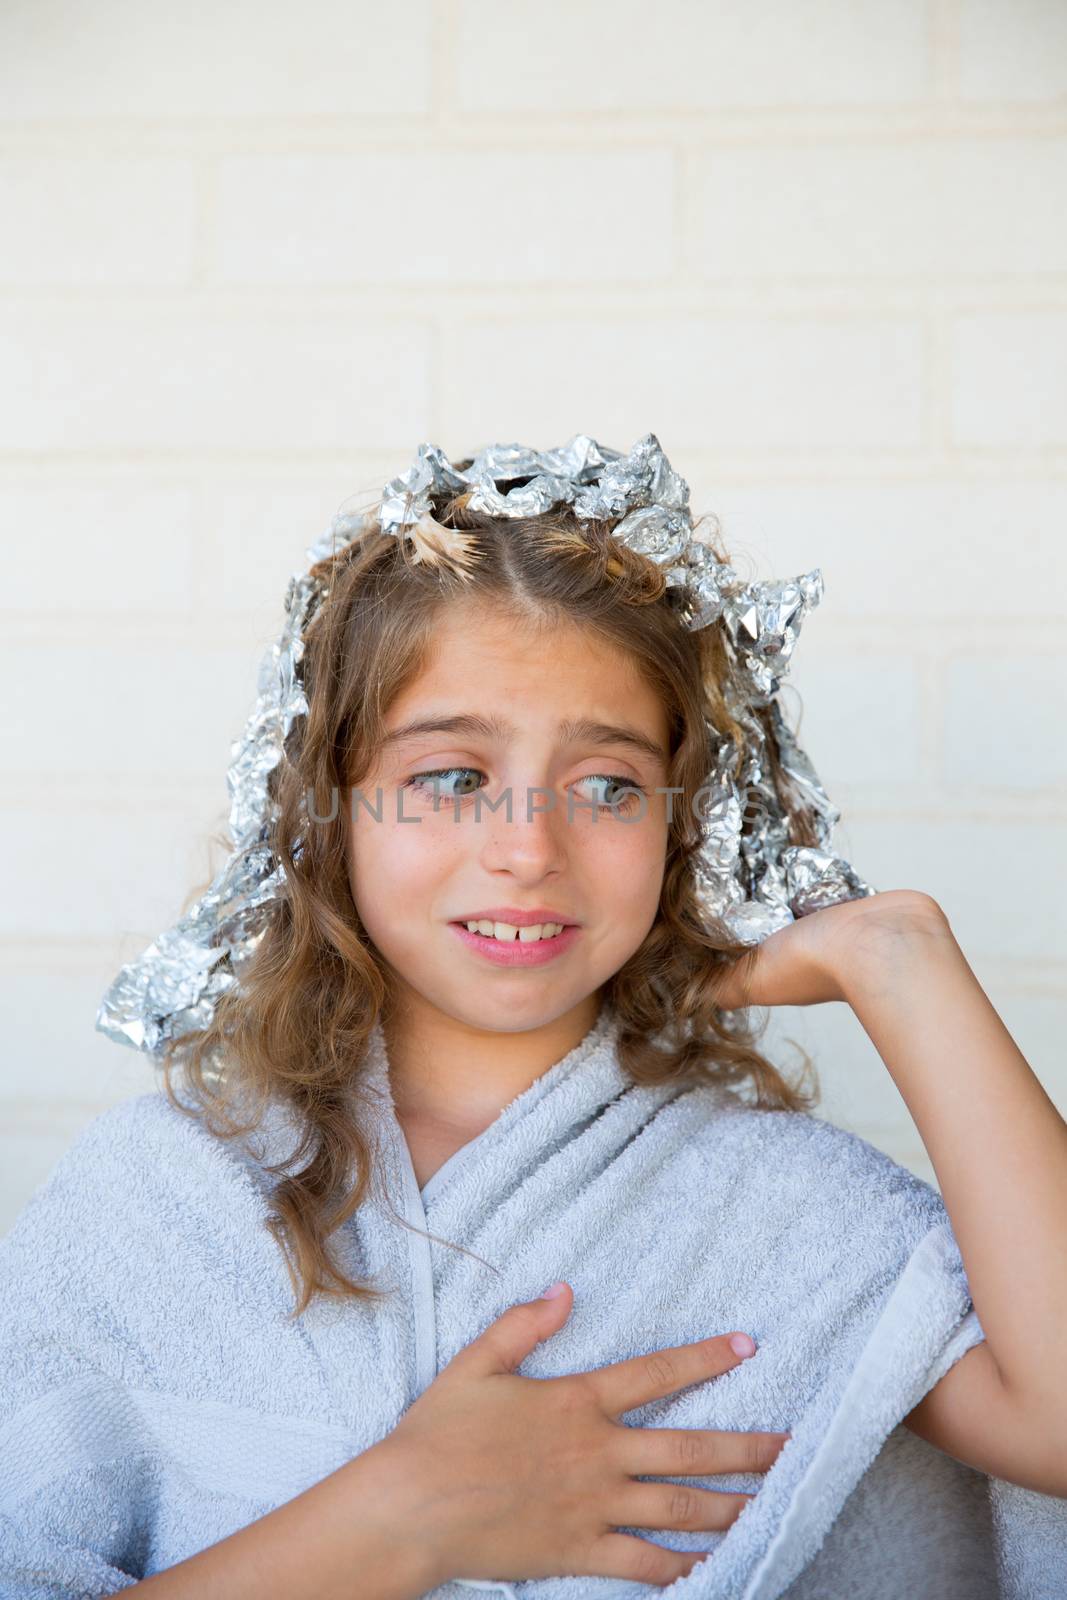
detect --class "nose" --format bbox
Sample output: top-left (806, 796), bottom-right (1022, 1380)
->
top-left (476, 781), bottom-right (568, 880)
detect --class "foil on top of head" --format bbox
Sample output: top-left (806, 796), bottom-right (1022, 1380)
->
top-left (95, 430), bottom-right (875, 1058)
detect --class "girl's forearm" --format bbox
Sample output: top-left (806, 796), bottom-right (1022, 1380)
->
top-left (129, 1439), bottom-right (441, 1600)
top-left (836, 914), bottom-right (1067, 1420)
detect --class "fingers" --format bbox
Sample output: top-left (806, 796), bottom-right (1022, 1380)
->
top-left (615, 1480), bottom-right (755, 1535)
top-left (591, 1531), bottom-right (714, 1588)
top-left (622, 1426), bottom-right (791, 1480)
top-left (455, 1284), bottom-right (573, 1378)
top-left (584, 1331), bottom-right (759, 1417)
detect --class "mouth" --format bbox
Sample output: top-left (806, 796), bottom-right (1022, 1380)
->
top-left (448, 920), bottom-right (582, 967)
top-left (450, 909), bottom-right (579, 930)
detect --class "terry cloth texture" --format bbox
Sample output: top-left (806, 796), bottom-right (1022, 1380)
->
top-left (1, 1002), bottom-right (1065, 1598)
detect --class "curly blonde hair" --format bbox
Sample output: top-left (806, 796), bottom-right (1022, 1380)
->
top-left (160, 469), bottom-right (821, 1318)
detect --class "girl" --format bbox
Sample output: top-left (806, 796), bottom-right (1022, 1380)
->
top-left (1, 434), bottom-right (1065, 1599)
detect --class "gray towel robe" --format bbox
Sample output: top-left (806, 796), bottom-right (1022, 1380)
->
top-left (1, 1004), bottom-right (1065, 1597)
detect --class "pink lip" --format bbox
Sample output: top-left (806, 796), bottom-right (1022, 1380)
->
top-left (448, 922), bottom-right (582, 967)
top-left (451, 906), bottom-right (579, 927)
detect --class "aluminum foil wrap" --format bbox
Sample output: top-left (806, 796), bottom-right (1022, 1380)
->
top-left (96, 431), bottom-right (875, 1057)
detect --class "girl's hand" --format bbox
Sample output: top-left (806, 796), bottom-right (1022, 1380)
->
top-left (378, 1284), bottom-right (790, 1590)
top-left (709, 889), bottom-right (952, 1012)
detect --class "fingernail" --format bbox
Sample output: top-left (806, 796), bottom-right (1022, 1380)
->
top-left (729, 1332), bottom-right (756, 1357)
top-left (540, 1282), bottom-right (567, 1299)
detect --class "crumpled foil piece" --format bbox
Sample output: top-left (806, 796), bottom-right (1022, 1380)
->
top-left (96, 431), bottom-right (875, 1057)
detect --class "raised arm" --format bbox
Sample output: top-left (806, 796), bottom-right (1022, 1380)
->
top-left (834, 894), bottom-right (1067, 1499)
top-left (709, 887), bottom-right (1067, 1499)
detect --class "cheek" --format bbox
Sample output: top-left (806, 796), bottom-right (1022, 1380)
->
top-left (582, 808), bottom-right (668, 917)
top-left (348, 810), bottom-right (465, 905)
top-left (594, 799), bottom-right (668, 860)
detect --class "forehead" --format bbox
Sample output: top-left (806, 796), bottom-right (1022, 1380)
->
top-left (378, 710), bottom-right (668, 765)
top-left (420, 600), bottom-right (645, 674)
top-left (383, 604), bottom-right (670, 751)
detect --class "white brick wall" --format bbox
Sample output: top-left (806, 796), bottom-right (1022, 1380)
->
top-left (1, 0), bottom-right (1064, 1227)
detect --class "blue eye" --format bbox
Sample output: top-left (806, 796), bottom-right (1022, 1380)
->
top-left (404, 767), bottom-right (483, 802)
top-left (575, 774), bottom-right (646, 812)
top-left (402, 769), bottom-right (647, 813)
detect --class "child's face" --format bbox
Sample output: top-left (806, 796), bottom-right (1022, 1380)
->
top-left (345, 602), bottom-right (672, 1037)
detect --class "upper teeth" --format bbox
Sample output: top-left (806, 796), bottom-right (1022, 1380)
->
top-left (465, 920), bottom-right (565, 942)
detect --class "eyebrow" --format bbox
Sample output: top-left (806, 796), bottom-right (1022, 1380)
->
top-left (378, 713), bottom-right (667, 764)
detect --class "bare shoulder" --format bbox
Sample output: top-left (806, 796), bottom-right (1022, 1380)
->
top-left (902, 1339), bottom-right (1001, 1463)
top-left (901, 1341), bottom-right (1066, 1495)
